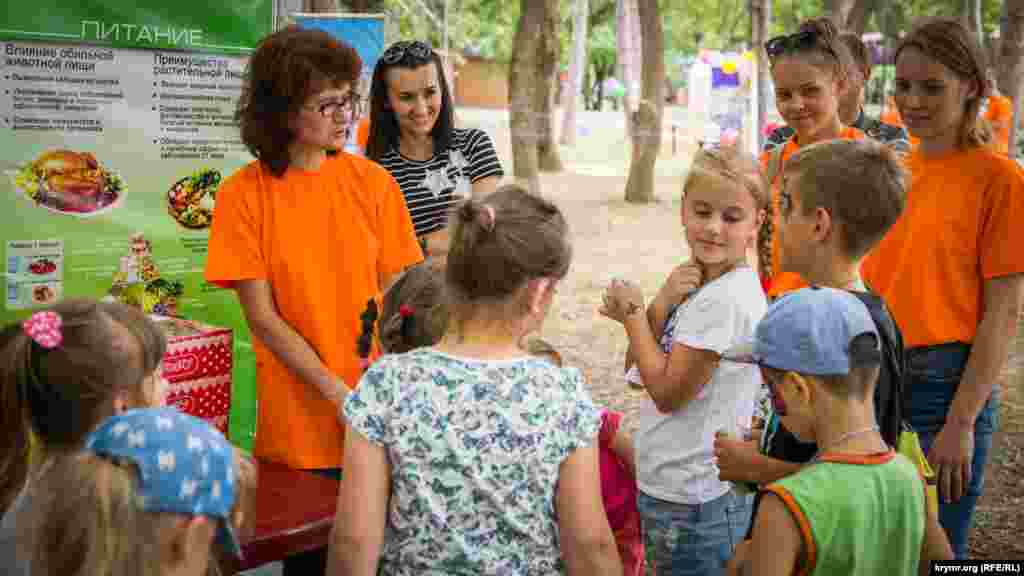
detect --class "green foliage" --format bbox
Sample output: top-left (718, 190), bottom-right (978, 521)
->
top-left (380, 0), bottom-right (1006, 70)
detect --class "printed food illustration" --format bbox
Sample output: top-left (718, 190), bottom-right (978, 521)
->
top-left (108, 233), bottom-right (184, 316)
top-left (12, 149), bottom-right (124, 215)
top-left (32, 285), bottom-right (56, 304)
top-left (167, 168), bottom-right (221, 230)
top-left (28, 258), bottom-right (58, 275)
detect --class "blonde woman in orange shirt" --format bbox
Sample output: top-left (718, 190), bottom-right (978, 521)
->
top-left (757, 17), bottom-right (866, 299)
top-left (862, 18), bottom-right (1024, 559)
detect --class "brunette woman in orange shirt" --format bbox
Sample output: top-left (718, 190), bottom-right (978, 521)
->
top-left (862, 18), bottom-right (1024, 559)
top-left (204, 27), bottom-right (422, 574)
top-left (757, 17), bottom-right (866, 299)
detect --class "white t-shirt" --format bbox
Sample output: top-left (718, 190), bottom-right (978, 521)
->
top-left (632, 266), bottom-right (767, 505)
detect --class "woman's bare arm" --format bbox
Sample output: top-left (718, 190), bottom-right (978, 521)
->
top-left (236, 279), bottom-right (348, 410)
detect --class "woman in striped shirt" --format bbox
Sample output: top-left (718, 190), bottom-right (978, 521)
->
top-left (367, 41), bottom-right (504, 258)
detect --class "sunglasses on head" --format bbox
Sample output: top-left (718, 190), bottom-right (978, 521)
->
top-left (381, 40), bottom-right (433, 66)
top-left (765, 29), bottom-right (828, 60)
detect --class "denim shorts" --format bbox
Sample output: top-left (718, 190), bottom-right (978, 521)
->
top-left (905, 342), bottom-right (999, 559)
top-left (637, 489), bottom-right (752, 576)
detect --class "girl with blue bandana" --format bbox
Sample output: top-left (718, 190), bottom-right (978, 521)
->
top-left (23, 407), bottom-right (253, 576)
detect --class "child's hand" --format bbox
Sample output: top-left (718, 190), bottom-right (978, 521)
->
top-left (600, 278), bottom-right (645, 324)
top-left (713, 432), bottom-right (761, 484)
top-left (657, 260), bottom-right (704, 307)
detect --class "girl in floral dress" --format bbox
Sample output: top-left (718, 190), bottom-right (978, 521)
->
top-left (330, 184), bottom-right (622, 576)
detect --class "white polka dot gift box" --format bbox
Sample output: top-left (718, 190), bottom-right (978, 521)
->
top-left (150, 315), bottom-right (233, 436)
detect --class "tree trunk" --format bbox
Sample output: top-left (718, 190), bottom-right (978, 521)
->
top-left (560, 0), bottom-right (589, 145)
top-left (616, 0), bottom-right (639, 133)
top-left (509, 0), bottom-right (562, 191)
top-left (751, 0), bottom-right (771, 152)
top-left (594, 65), bottom-right (608, 111)
top-left (823, 0), bottom-right (874, 35)
top-left (623, 0), bottom-right (663, 204)
top-left (999, 0), bottom-right (1024, 158)
top-left (964, 0), bottom-right (984, 42)
top-left (304, 0), bottom-right (339, 10)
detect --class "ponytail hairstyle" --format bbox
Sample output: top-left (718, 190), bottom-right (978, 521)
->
top-left (895, 17), bottom-right (992, 149)
top-left (445, 184), bottom-right (572, 328)
top-left (378, 258), bottom-right (448, 354)
top-left (0, 300), bottom-right (163, 512)
top-left (766, 16), bottom-right (853, 85)
top-left (839, 31), bottom-right (873, 84)
top-left (355, 298), bottom-right (379, 369)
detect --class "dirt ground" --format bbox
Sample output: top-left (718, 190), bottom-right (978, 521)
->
top-left (460, 106), bottom-right (1024, 560)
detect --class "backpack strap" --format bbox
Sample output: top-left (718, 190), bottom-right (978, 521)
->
top-left (850, 291), bottom-right (907, 447)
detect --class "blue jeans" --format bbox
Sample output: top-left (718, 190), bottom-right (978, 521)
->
top-left (905, 343), bottom-right (999, 560)
top-left (638, 489), bottom-right (752, 576)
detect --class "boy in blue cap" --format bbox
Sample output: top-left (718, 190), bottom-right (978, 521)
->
top-left (724, 287), bottom-right (951, 576)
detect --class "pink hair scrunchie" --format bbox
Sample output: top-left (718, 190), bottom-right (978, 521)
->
top-left (23, 311), bottom-right (63, 349)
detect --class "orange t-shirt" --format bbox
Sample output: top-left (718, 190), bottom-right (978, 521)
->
top-left (205, 153), bottom-right (423, 469)
top-left (879, 103), bottom-right (922, 149)
top-left (880, 97), bottom-right (904, 128)
top-left (983, 95), bottom-right (1013, 155)
top-left (862, 146), bottom-right (1024, 348)
top-left (760, 126), bottom-right (866, 298)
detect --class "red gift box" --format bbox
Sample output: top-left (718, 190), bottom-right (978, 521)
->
top-left (151, 316), bottom-right (233, 436)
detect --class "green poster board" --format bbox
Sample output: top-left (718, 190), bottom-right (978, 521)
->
top-left (1, 0), bottom-right (274, 451)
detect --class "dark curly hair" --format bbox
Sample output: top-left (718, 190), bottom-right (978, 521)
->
top-left (237, 26), bottom-right (362, 177)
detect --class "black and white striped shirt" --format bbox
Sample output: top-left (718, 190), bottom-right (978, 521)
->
top-left (376, 128), bottom-right (504, 237)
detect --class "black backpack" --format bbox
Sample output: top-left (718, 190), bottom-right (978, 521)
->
top-left (849, 290), bottom-right (906, 449)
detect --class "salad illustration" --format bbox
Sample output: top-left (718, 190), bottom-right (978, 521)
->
top-left (167, 168), bottom-right (221, 230)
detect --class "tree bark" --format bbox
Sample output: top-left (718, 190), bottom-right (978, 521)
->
top-left (561, 0), bottom-right (589, 145)
top-left (304, 0), bottom-right (339, 10)
top-left (623, 0), bottom-right (663, 204)
top-left (999, 0), bottom-right (1024, 158)
top-left (752, 0), bottom-right (771, 152)
top-left (823, 0), bottom-right (875, 35)
top-left (616, 0), bottom-right (639, 133)
top-left (964, 0), bottom-right (984, 42)
top-left (509, 0), bottom-right (562, 191)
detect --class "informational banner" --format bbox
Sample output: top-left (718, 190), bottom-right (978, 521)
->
top-left (292, 13), bottom-right (386, 87)
top-left (1, 0), bottom-right (274, 450)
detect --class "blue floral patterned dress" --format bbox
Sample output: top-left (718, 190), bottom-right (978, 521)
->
top-left (343, 348), bottom-right (601, 576)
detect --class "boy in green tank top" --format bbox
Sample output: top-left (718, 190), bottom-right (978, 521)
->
top-left (722, 287), bottom-right (952, 575)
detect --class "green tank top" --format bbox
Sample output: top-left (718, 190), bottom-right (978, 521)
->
top-left (766, 452), bottom-right (925, 576)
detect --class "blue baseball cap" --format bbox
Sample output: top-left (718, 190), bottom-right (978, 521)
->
top-left (724, 286), bottom-right (880, 375)
top-left (85, 407), bottom-right (242, 558)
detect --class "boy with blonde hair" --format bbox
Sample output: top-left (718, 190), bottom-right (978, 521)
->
top-left (718, 139), bottom-right (909, 489)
